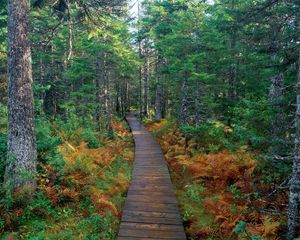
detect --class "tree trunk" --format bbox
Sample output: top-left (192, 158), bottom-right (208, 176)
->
top-left (143, 42), bottom-right (149, 116)
top-left (194, 63), bottom-right (202, 124)
top-left (179, 72), bottom-right (189, 125)
top-left (66, 1), bottom-right (73, 61)
top-left (228, 0), bottom-right (237, 102)
top-left (120, 77), bottom-right (129, 117)
top-left (125, 77), bottom-right (130, 113)
top-left (155, 83), bottom-right (162, 121)
top-left (94, 53), bottom-right (101, 131)
top-left (138, 60), bottom-right (143, 118)
top-left (103, 53), bottom-right (113, 137)
top-left (269, 71), bottom-right (285, 154)
top-left (288, 50), bottom-right (300, 239)
top-left (5, 0), bottom-right (37, 190)
top-left (155, 55), bottom-right (162, 121)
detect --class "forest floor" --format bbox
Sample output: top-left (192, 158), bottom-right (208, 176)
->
top-left (145, 119), bottom-right (289, 240)
top-left (0, 118), bottom-right (134, 239)
top-left (0, 115), bottom-right (291, 240)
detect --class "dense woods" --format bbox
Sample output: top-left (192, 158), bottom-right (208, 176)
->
top-left (0, 0), bottom-right (299, 239)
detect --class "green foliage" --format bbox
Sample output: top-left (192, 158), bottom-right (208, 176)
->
top-left (0, 103), bottom-right (7, 183)
top-left (0, 117), bottom-right (133, 239)
top-left (181, 122), bottom-right (230, 152)
top-left (186, 184), bottom-right (206, 204)
top-left (0, 103), bottom-right (6, 134)
top-left (81, 128), bottom-right (103, 149)
top-left (0, 135), bottom-right (6, 182)
top-left (234, 220), bottom-right (247, 235)
top-left (80, 212), bottom-right (115, 239)
top-left (36, 118), bottom-right (65, 179)
top-left (234, 221), bottom-right (261, 240)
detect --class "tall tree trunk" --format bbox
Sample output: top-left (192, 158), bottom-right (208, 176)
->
top-left (228, 36), bottom-right (237, 101)
top-left (228, 0), bottom-right (237, 102)
top-left (125, 77), bottom-right (130, 113)
top-left (115, 78), bottom-right (122, 115)
top-left (179, 72), bottom-right (189, 125)
top-left (103, 53), bottom-right (113, 137)
top-left (94, 53), bottom-right (101, 131)
top-left (155, 55), bottom-right (162, 121)
top-left (269, 71), bottom-right (285, 154)
top-left (38, 48), bottom-right (46, 112)
top-left (138, 65), bottom-right (143, 117)
top-left (66, 1), bottom-right (73, 61)
top-left (194, 63), bottom-right (202, 124)
top-left (120, 77), bottom-right (127, 117)
top-left (288, 50), bottom-right (300, 239)
top-left (143, 42), bottom-right (149, 116)
top-left (155, 84), bottom-right (162, 121)
top-left (137, 0), bottom-right (143, 118)
top-left (5, 0), bottom-right (37, 190)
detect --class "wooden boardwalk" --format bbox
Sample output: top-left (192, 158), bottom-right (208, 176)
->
top-left (117, 113), bottom-right (187, 240)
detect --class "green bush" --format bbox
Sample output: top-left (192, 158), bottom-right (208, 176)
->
top-left (81, 127), bottom-right (102, 149)
top-left (36, 118), bottom-right (65, 178)
top-left (181, 121), bottom-right (229, 152)
top-left (0, 103), bottom-right (7, 134)
top-left (0, 135), bottom-right (7, 182)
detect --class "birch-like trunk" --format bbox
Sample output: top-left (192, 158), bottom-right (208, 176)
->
top-left (288, 50), bottom-right (300, 239)
top-left (5, 0), bottom-right (37, 190)
top-left (66, 1), bottom-right (73, 61)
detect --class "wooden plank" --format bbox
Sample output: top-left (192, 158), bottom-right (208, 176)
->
top-left (127, 191), bottom-right (176, 198)
top-left (118, 237), bottom-right (168, 240)
top-left (119, 222), bottom-right (184, 232)
top-left (123, 202), bottom-right (180, 212)
top-left (117, 113), bottom-right (187, 240)
top-left (129, 186), bottom-right (175, 193)
top-left (118, 229), bottom-right (186, 239)
top-left (122, 211), bottom-right (182, 225)
top-left (132, 173), bottom-right (172, 181)
top-left (126, 194), bottom-right (178, 204)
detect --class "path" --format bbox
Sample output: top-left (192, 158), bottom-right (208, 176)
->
top-left (117, 113), bottom-right (187, 240)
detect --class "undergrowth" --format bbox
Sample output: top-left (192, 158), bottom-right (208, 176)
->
top-left (0, 117), bottom-right (134, 239)
top-left (145, 119), bottom-right (289, 240)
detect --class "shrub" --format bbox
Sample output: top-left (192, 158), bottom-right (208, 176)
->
top-left (0, 135), bottom-right (7, 182)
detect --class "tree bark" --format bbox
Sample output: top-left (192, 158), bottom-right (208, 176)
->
top-left (269, 71), bottom-right (285, 154)
top-left (288, 49), bottom-right (300, 239)
top-left (143, 41), bottom-right (149, 116)
top-left (155, 55), bottom-right (162, 121)
top-left (66, 0), bottom-right (73, 61)
top-left (94, 53), bottom-right (101, 131)
top-left (228, 0), bottom-right (237, 102)
top-left (155, 83), bottom-right (162, 121)
top-left (103, 53), bottom-right (113, 137)
top-left (5, 0), bottom-right (37, 190)
top-left (179, 72), bottom-right (189, 125)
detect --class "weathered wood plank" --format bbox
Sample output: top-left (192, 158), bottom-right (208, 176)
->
top-left (124, 201), bottom-right (180, 213)
top-left (117, 113), bottom-right (187, 240)
top-left (118, 229), bottom-right (186, 239)
top-left (122, 211), bottom-right (182, 224)
top-left (119, 222), bottom-right (184, 232)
